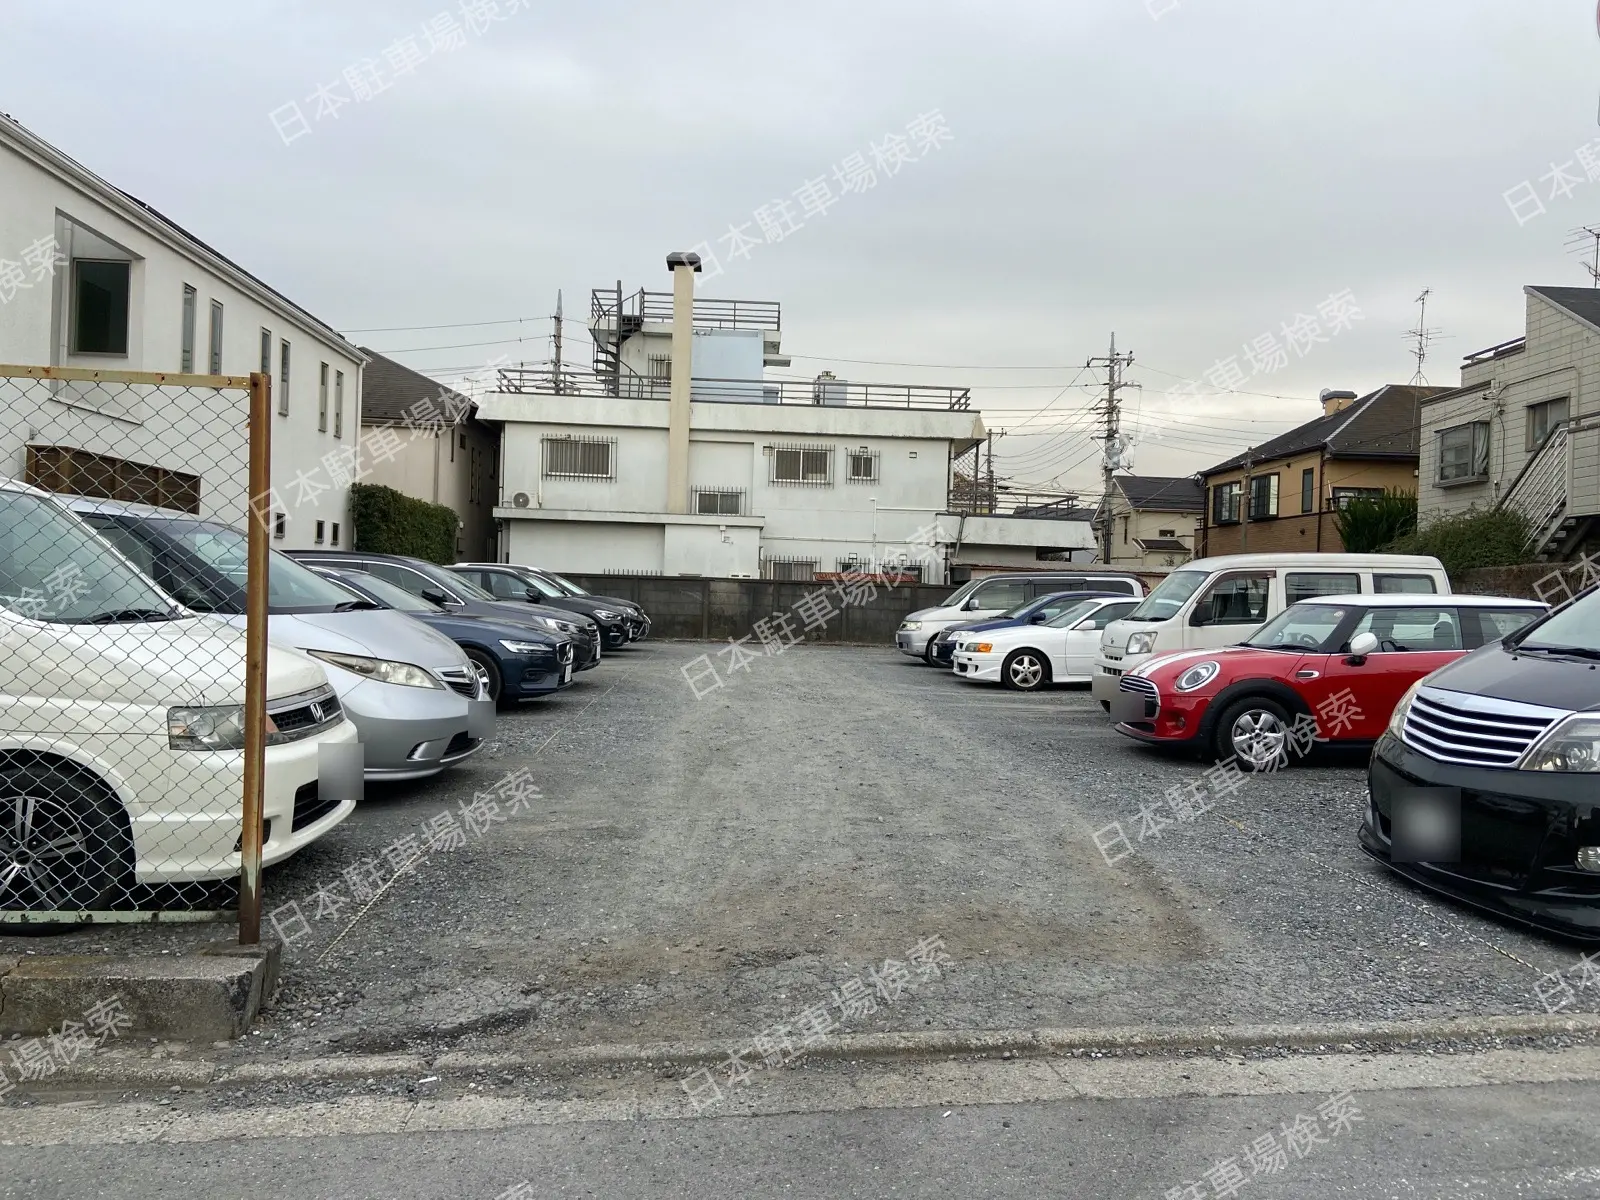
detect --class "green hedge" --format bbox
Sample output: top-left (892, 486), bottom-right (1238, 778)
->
top-left (1385, 505), bottom-right (1532, 578)
top-left (349, 483), bottom-right (458, 563)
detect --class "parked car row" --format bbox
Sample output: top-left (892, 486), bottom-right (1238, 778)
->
top-left (895, 551), bottom-right (1600, 946)
top-left (0, 482), bottom-right (651, 910)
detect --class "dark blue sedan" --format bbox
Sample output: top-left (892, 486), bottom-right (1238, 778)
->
top-left (927, 591), bottom-right (1129, 667)
top-left (312, 567), bottom-right (574, 708)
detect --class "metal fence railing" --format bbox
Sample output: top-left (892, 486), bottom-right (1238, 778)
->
top-left (0, 365), bottom-right (280, 940)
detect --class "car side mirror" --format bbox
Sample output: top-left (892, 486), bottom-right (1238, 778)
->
top-left (1030, 612), bottom-right (1049, 624)
top-left (1189, 604), bottom-right (1211, 628)
top-left (420, 587), bottom-right (450, 605)
top-left (1346, 631), bottom-right (1379, 663)
top-left (1074, 618), bottom-right (1097, 631)
top-left (524, 587), bottom-right (542, 602)
top-left (964, 597), bottom-right (982, 611)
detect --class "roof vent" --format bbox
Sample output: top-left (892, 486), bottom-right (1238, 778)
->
top-left (1319, 388), bottom-right (1359, 416)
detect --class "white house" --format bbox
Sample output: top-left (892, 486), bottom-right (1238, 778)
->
top-left (0, 113), bottom-right (363, 549)
top-left (476, 256), bottom-right (991, 580)
top-left (1419, 285), bottom-right (1600, 560)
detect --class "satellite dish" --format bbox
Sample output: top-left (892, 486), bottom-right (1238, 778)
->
top-left (512, 492), bottom-right (531, 508)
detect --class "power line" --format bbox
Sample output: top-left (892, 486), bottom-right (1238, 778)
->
top-left (341, 316), bottom-right (548, 335)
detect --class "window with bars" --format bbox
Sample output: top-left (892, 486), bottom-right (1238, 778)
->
top-left (692, 487), bottom-right (744, 515)
top-left (770, 444), bottom-right (833, 485)
top-left (542, 436), bottom-right (616, 479)
top-left (846, 447), bottom-right (880, 483)
top-left (648, 354), bottom-right (672, 381)
top-left (761, 556), bottom-right (818, 581)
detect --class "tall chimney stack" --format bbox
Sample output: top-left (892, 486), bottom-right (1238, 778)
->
top-left (665, 251), bottom-right (701, 515)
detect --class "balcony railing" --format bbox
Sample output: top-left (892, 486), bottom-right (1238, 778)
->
top-left (495, 366), bottom-right (970, 411)
top-left (590, 288), bottom-right (781, 333)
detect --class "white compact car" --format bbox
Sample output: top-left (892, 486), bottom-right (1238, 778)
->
top-left (952, 596), bottom-right (1141, 691)
top-left (0, 481), bottom-right (358, 910)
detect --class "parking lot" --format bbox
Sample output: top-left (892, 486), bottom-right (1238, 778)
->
top-left (11, 638), bottom-right (1584, 1066)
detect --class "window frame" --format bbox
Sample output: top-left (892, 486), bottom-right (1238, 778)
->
top-left (846, 447), bottom-right (880, 484)
top-left (334, 369), bottom-right (344, 438)
top-left (1191, 570), bottom-right (1273, 627)
top-left (207, 299), bottom-right (224, 374)
top-left (1330, 487), bottom-right (1386, 510)
top-left (330, 521), bottom-right (340, 547)
top-left (1438, 420), bottom-right (1491, 484)
top-left (770, 444), bottom-right (834, 486)
top-left (180, 285), bottom-right (197, 372)
top-left (1284, 571), bottom-right (1361, 606)
top-left (1300, 467), bottom-right (1315, 514)
top-left (1350, 604), bottom-right (1463, 653)
top-left (692, 487), bottom-right (744, 515)
top-left (1211, 480), bottom-right (1242, 525)
top-left (1248, 472), bottom-right (1280, 521)
top-left (278, 340), bottom-right (291, 416)
top-left (1526, 397), bottom-right (1570, 452)
top-left (1374, 573), bottom-right (1438, 595)
top-left (318, 363), bottom-right (329, 432)
top-left (70, 259), bottom-right (132, 356)
top-left (541, 435), bottom-right (617, 481)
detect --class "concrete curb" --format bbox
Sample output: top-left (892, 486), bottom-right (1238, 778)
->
top-left (29, 1011), bottom-right (1600, 1093)
top-left (0, 943), bottom-right (280, 1042)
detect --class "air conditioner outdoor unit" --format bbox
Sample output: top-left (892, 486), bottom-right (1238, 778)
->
top-left (512, 492), bottom-right (531, 508)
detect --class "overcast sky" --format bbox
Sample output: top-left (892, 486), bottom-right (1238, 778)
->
top-left (6, 0), bottom-right (1596, 498)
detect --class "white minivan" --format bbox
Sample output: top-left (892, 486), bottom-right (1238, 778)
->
top-left (0, 481), bottom-right (359, 911)
top-left (1089, 553), bottom-right (1451, 708)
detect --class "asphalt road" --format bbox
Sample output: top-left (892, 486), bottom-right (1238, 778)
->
top-left (4, 641), bottom-right (1587, 1065)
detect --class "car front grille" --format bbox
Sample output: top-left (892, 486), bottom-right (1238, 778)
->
top-left (290, 781), bottom-right (343, 831)
top-left (1119, 674), bottom-right (1160, 719)
top-left (1401, 687), bottom-right (1563, 768)
top-left (267, 685), bottom-right (343, 744)
top-left (438, 666), bottom-right (479, 699)
top-left (1103, 651), bottom-right (1123, 663)
top-left (444, 731), bottom-right (479, 757)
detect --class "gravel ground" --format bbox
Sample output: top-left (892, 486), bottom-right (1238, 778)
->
top-left (2, 641), bottom-right (1585, 1064)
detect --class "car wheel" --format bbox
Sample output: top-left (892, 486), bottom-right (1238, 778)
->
top-left (465, 649), bottom-right (509, 710)
top-left (1001, 650), bottom-right (1050, 692)
top-left (0, 761), bottom-right (129, 911)
top-left (923, 638), bottom-right (940, 665)
top-left (1214, 696), bottom-right (1291, 771)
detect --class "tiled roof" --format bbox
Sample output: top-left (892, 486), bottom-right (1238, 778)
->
top-left (359, 348), bottom-right (475, 425)
top-left (1202, 384), bottom-right (1448, 475)
top-left (1113, 475), bottom-right (1205, 513)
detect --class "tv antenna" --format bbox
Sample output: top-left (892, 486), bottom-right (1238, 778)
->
top-left (1566, 225), bottom-right (1600, 285)
top-left (1404, 289), bottom-right (1445, 386)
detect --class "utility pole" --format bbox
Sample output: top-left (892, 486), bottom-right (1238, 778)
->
top-left (1240, 449), bottom-right (1255, 552)
top-left (552, 289), bottom-right (564, 393)
top-left (1087, 333), bottom-right (1134, 565)
top-left (984, 432), bottom-right (997, 514)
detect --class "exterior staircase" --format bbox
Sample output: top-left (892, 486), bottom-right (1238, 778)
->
top-left (1498, 423), bottom-right (1600, 560)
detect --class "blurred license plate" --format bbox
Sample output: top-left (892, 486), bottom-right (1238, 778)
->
top-left (1109, 691), bottom-right (1147, 723)
top-left (561, 664), bottom-right (572, 684)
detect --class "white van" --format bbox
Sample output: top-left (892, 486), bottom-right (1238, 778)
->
top-left (0, 481), bottom-right (359, 911)
top-left (1090, 553), bottom-right (1450, 708)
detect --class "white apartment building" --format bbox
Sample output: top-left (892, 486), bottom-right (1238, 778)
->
top-left (476, 256), bottom-right (989, 579)
top-left (0, 114), bottom-right (363, 548)
top-left (1419, 285), bottom-right (1600, 559)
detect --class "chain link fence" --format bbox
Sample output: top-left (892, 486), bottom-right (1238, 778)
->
top-left (0, 366), bottom-right (284, 930)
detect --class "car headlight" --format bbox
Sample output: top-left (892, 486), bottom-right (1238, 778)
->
top-left (500, 639), bottom-right (552, 655)
top-left (592, 609), bottom-right (621, 621)
top-left (1174, 661), bottom-right (1220, 692)
top-left (1387, 679), bottom-right (1425, 737)
top-left (168, 705), bottom-right (250, 751)
top-left (555, 620), bottom-right (581, 635)
top-left (972, 642), bottom-right (993, 654)
top-left (901, 621), bottom-right (922, 631)
top-left (1521, 714), bottom-right (1600, 772)
top-left (306, 649), bottom-right (445, 690)
top-left (1126, 632), bottom-right (1157, 656)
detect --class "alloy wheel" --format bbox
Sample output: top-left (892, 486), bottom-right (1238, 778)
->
top-left (1230, 710), bottom-right (1288, 770)
top-left (0, 792), bottom-right (92, 909)
top-left (1008, 654), bottom-right (1044, 690)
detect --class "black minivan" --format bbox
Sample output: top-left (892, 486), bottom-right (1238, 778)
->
top-left (1362, 584), bottom-right (1600, 941)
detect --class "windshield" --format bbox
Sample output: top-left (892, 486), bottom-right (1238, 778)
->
top-left (517, 571), bottom-right (567, 599)
top-left (1044, 599), bottom-right (1101, 629)
top-left (544, 571), bottom-right (589, 596)
top-left (939, 579), bottom-right (980, 608)
top-left (145, 517), bottom-right (356, 614)
top-left (0, 490), bottom-right (180, 623)
top-left (327, 570), bottom-right (442, 614)
top-left (1512, 588), bottom-right (1600, 654)
top-left (1124, 570), bottom-right (1207, 621)
top-left (1245, 604), bottom-right (1350, 650)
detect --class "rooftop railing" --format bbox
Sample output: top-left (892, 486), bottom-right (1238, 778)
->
top-left (590, 288), bottom-right (781, 333)
top-left (495, 366), bottom-right (971, 410)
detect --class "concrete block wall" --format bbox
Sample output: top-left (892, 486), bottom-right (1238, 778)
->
top-left (567, 574), bottom-right (952, 643)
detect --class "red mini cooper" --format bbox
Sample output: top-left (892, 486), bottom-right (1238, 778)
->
top-left (1110, 595), bottom-right (1547, 770)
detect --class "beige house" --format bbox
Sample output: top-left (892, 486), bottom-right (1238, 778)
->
top-left (1419, 286), bottom-right (1600, 560)
top-left (357, 350), bottom-right (500, 561)
top-left (1096, 475), bottom-right (1203, 568)
top-left (1199, 385), bottom-right (1445, 557)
